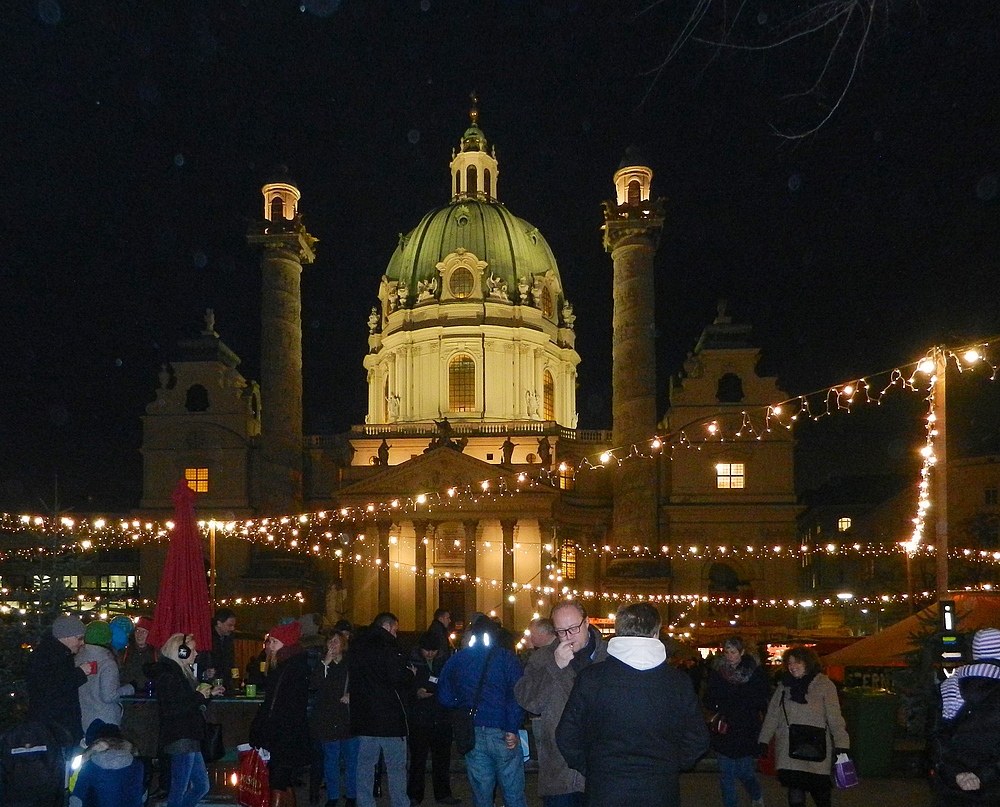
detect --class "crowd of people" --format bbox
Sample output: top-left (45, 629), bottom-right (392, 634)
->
top-left (23, 601), bottom-right (1000, 807)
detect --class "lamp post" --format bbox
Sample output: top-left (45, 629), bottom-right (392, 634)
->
top-left (933, 347), bottom-right (949, 601)
top-left (209, 520), bottom-right (217, 605)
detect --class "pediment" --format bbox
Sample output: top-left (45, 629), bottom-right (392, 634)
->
top-left (337, 446), bottom-right (520, 499)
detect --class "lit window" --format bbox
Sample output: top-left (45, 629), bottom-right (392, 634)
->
top-left (986, 488), bottom-right (998, 506)
top-left (448, 355), bottom-right (476, 412)
top-left (541, 286), bottom-right (553, 318)
top-left (543, 371), bottom-right (555, 421)
top-left (557, 464), bottom-right (575, 491)
top-left (627, 179), bottom-right (641, 206)
top-left (466, 165), bottom-right (478, 195)
top-left (484, 169), bottom-right (492, 198)
top-left (559, 542), bottom-right (577, 580)
top-left (185, 467), bottom-right (209, 493)
top-left (449, 267), bottom-right (475, 298)
top-left (715, 463), bottom-right (744, 489)
top-left (837, 517), bottom-right (852, 532)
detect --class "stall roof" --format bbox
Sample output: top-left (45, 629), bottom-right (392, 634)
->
top-left (822, 593), bottom-right (1000, 668)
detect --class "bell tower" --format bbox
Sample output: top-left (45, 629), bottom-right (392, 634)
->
top-left (247, 168), bottom-right (317, 510)
top-left (602, 147), bottom-right (665, 546)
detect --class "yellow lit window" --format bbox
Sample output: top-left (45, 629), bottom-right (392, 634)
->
top-left (837, 517), bottom-right (852, 532)
top-left (448, 355), bottom-right (476, 412)
top-left (543, 370), bottom-right (555, 421)
top-left (185, 467), bottom-right (209, 493)
top-left (559, 542), bottom-right (577, 580)
top-left (716, 463), bottom-right (744, 490)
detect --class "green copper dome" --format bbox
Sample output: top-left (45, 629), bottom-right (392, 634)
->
top-left (385, 199), bottom-right (563, 301)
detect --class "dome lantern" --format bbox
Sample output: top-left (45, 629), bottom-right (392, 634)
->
top-left (450, 94), bottom-right (499, 202)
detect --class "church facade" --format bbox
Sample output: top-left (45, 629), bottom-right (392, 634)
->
top-left (137, 109), bottom-right (800, 636)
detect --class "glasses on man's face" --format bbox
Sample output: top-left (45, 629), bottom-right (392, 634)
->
top-left (554, 616), bottom-right (586, 639)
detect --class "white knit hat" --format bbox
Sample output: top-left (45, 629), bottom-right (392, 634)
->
top-left (972, 628), bottom-right (1000, 660)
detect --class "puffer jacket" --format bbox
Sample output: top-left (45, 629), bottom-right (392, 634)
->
top-left (77, 644), bottom-right (134, 733)
top-left (703, 652), bottom-right (771, 759)
top-left (69, 737), bottom-right (145, 807)
top-left (348, 626), bottom-right (414, 737)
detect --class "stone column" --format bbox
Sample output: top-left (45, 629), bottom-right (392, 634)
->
top-left (500, 518), bottom-right (517, 628)
top-left (377, 520), bottom-right (392, 614)
top-left (413, 519), bottom-right (430, 630)
top-left (463, 520), bottom-right (479, 623)
top-left (246, 227), bottom-right (315, 511)
top-left (603, 177), bottom-right (664, 549)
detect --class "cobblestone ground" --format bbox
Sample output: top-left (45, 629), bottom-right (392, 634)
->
top-left (288, 769), bottom-right (935, 807)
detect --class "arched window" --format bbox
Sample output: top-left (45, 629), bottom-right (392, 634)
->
top-left (484, 169), bottom-right (492, 198)
top-left (269, 196), bottom-right (285, 221)
top-left (716, 373), bottom-right (745, 403)
top-left (627, 180), bottom-right (641, 206)
top-left (541, 286), bottom-right (553, 318)
top-left (449, 355), bottom-right (476, 412)
top-left (543, 370), bottom-right (555, 421)
top-left (455, 171), bottom-right (461, 196)
top-left (185, 384), bottom-right (209, 412)
top-left (466, 165), bottom-right (478, 196)
top-left (449, 267), bottom-right (475, 298)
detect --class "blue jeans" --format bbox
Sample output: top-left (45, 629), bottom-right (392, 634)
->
top-left (355, 736), bottom-right (408, 807)
top-left (322, 737), bottom-right (360, 800)
top-left (167, 751), bottom-right (210, 807)
top-left (718, 753), bottom-right (762, 807)
top-left (463, 726), bottom-right (526, 807)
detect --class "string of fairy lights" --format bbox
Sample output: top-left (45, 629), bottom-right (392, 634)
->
top-left (1, 339), bottom-right (998, 612)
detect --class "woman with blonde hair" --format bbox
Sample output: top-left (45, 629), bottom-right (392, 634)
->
top-left (147, 633), bottom-right (224, 807)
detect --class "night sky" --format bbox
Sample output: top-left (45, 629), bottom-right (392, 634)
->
top-left (2, 0), bottom-right (998, 512)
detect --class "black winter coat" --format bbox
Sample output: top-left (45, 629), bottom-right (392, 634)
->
top-left (249, 648), bottom-right (311, 768)
top-left (309, 656), bottom-right (351, 742)
top-left (703, 655), bottom-right (771, 759)
top-left (147, 659), bottom-right (207, 748)
top-left (348, 626), bottom-right (414, 737)
top-left (407, 653), bottom-right (449, 728)
top-left (556, 657), bottom-right (710, 807)
top-left (25, 634), bottom-right (88, 744)
top-left (933, 675), bottom-right (1000, 805)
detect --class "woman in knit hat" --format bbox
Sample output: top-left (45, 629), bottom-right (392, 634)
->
top-left (933, 627), bottom-right (1000, 805)
top-left (77, 620), bottom-right (135, 736)
top-left (249, 620), bottom-right (312, 807)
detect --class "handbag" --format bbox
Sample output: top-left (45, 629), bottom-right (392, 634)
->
top-left (781, 691), bottom-right (827, 762)
top-left (201, 721), bottom-right (225, 763)
top-left (708, 713), bottom-right (728, 735)
top-left (237, 745), bottom-right (270, 807)
top-left (833, 753), bottom-right (859, 788)
top-left (450, 645), bottom-right (498, 755)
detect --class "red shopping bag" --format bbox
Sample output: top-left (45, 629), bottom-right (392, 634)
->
top-left (237, 745), bottom-right (270, 807)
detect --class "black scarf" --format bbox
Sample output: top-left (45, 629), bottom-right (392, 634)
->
top-left (570, 626), bottom-right (599, 672)
top-left (781, 670), bottom-right (818, 704)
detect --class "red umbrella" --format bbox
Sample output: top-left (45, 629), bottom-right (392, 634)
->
top-left (147, 479), bottom-right (213, 653)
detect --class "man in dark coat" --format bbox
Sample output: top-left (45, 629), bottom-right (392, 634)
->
top-left (555, 603), bottom-right (710, 807)
top-left (26, 614), bottom-right (93, 746)
top-left (349, 613), bottom-right (415, 807)
top-left (199, 608), bottom-right (238, 689)
top-left (425, 609), bottom-right (453, 659)
top-left (406, 633), bottom-right (460, 805)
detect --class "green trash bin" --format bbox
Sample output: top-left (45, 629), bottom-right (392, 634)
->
top-left (840, 686), bottom-right (900, 778)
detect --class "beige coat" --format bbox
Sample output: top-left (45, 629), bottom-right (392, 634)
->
top-left (514, 629), bottom-right (608, 797)
top-left (759, 673), bottom-right (850, 776)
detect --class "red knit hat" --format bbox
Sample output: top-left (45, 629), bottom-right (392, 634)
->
top-left (268, 621), bottom-right (302, 647)
top-left (135, 617), bottom-right (153, 633)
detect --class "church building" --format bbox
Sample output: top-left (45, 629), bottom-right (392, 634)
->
top-left (137, 106), bottom-right (799, 635)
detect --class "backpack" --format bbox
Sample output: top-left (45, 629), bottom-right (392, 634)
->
top-left (0, 721), bottom-right (67, 807)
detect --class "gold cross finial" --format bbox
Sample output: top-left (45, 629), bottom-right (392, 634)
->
top-left (469, 91), bottom-right (479, 125)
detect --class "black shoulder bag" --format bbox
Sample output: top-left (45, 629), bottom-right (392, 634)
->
top-left (781, 690), bottom-right (827, 762)
top-left (450, 645), bottom-right (498, 755)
